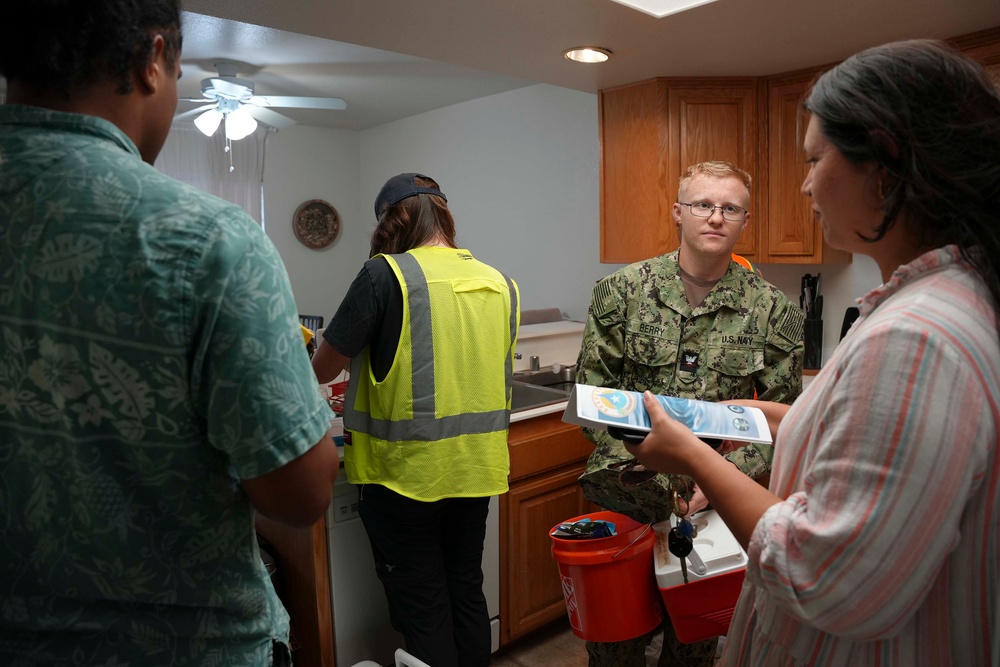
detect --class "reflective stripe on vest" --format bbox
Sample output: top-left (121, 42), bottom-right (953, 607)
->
top-left (342, 252), bottom-right (519, 442)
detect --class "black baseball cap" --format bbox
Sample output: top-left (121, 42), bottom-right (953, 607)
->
top-left (373, 173), bottom-right (447, 218)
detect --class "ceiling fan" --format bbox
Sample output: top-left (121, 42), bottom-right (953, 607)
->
top-left (174, 62), bottom-right (347, 140)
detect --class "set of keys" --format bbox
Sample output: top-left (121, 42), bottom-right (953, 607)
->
top-left (666, 488), bottom-right (707, 584)
top-left (667, 515), bottom-right (697, 584)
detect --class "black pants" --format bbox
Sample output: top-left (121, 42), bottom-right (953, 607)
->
top-left (272, 641), bottom-right (291, 667)
top-left (358, 483), bottom-right (492, 667)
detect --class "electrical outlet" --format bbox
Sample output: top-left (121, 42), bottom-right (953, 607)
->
top-left (332, 487), bottom-right (360, 522)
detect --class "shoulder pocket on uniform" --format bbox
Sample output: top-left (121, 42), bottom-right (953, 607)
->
top-left (771, 302), bottom-right (805, 353)
top-left (591, 276), bottom-right (622, 325)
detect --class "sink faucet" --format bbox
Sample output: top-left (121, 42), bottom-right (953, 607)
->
top-left (530, 355), bottom-right (540, 371)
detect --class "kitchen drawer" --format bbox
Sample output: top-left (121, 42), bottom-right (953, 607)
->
top-left (508, 412), bottom-right (593, 482)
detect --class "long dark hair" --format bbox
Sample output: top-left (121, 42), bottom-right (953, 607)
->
top-left (369, 176), bottom-right (458, 257)
top-left (0, 0), bottom-right (182, 96)
top-left (804, 39), bottom-right (1000, 321)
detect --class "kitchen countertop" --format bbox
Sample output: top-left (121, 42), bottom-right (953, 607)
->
top-left (517, 321), bottom-right (585, 339)
top-left (510, 400), bottom-right (567, 423)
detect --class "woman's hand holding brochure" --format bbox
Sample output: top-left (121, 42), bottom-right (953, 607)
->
top-left (616, 392), bottom-right (717, 477)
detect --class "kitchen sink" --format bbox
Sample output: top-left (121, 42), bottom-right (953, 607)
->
top-left (512, 364), bottom-right (577, 394)
top-left (511, 381), bottom-right (570, 412)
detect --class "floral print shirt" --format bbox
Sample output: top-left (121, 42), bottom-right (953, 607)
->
top-left (0, 105), bottom-right (333, 666)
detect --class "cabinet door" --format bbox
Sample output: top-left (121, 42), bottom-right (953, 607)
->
top-left (599, 80), bottom-right (670, 264)
top-left (502, 463), bottom-right (593, 644)
top-left (665, 78), bottom-right (760, 259)
top-left (254, 515), bottom-right (333, 667)
top-left (764, 72), bottom-right (851, 264)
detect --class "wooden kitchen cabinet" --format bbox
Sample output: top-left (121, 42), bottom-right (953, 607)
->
top-left (501, 412), bottom-right (597, 644)
top-left (762, 68), bottom-right (850, 264)
top-left (952, 26), bottom-right (1000, 86)
top-left (600, 77), bottom-right (761, 264)
top-left (759, 26), bottom-right (1000, 263)
top-left (599, 26), bottom-right (1000, 266)
top-left (664, 77), bottom-right (762, 261)
top-left (254, 515), bottom-right (334, 667)
top-left (599, 79), bottom-right (669, 265)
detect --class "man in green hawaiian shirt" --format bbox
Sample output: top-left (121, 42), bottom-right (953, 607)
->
top-left (0, 2), bottom-right (339, 665)
top-left (576, 161), bottom-right (803, 666)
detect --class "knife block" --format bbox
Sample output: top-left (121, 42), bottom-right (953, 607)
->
top-left (804, 319), bottom-right (823, 370)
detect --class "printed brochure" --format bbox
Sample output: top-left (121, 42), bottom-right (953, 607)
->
top-left (562, 383), bottom-right (771, 444)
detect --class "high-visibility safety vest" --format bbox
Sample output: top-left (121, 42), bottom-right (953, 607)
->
top-left (731, 253), bottom-right (760, 277)
top-left (342, 246), bottom-right (520, 501)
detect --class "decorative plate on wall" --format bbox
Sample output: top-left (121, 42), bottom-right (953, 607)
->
top-left (293, 199), bottom-right (341, 250)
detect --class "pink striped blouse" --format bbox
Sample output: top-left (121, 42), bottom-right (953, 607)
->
top-left (721, 246), bottom-right (999, 667)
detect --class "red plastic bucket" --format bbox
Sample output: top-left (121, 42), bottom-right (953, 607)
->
top-left (550, 511), bottom-right (663, 642)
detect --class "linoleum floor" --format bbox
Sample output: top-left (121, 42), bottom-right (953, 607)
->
top-left (490, 619), bottom-right (725, 666)
top-left (489, 618), bottom-right (696, 667)
top-left (489, 619), bottom-right (588, 666)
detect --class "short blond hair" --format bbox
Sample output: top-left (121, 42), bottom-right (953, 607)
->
top-left (678, 161), bottom-right (752, 199)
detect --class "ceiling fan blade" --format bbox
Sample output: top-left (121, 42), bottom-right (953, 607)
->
top-left (249, 95), bottom-right (347, 110)
top-left (245, 106), bottom-right (297, 130)
top-left (179, 97), bottom-right (213, 103)
top-left (173, 104), bottom-right (216, 122)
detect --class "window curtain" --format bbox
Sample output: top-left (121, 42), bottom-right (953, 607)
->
top-left (155, 124), bottom-right (270, 225)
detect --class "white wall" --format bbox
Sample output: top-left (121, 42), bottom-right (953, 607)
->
top-left (261, 125), bottom-right (367, 321)
top-left (359, 83), bottom-right (620, 322)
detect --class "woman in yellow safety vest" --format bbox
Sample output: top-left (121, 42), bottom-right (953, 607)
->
top-left (312, 173), bottom-right (519, 667)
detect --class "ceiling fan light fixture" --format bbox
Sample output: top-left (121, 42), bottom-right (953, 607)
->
top-left (193, 107), bottom-right (223, 137)
top-left (225, 106), bottom-right (258, 141)
top-left (174, 62), bottom-right (347, 138)
top-left (563, 47), bottom-right (612, 64)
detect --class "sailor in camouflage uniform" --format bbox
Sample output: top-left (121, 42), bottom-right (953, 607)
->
top-left (575, 161), bottom-right (803, 667)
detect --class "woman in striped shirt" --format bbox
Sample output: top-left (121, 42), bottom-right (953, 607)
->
top-left (624, 40), bottom-right (1000, 666)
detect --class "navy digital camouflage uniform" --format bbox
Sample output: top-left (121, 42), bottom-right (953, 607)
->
top-left (575, 249), bottom-right (803, 667)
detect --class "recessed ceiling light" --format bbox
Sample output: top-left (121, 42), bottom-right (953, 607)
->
top-left (608, 0), bottom-right (718, 19)
top-left (563, 47), bottom-right (612, 64)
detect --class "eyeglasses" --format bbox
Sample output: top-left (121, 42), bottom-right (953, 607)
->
top-left (678, 201), bottom-right (748, 222)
